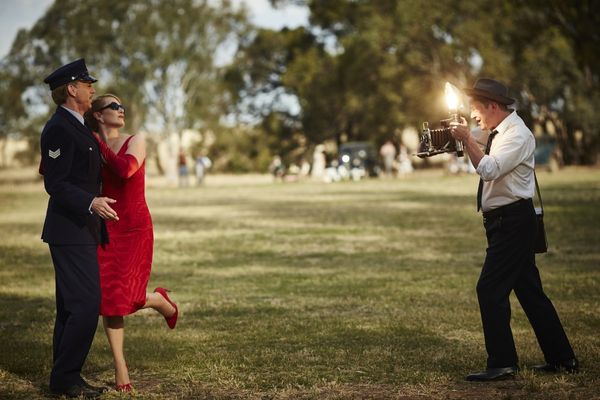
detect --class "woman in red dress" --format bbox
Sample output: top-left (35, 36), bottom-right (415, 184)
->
top-left (85, 94), bottom-right (178, 392)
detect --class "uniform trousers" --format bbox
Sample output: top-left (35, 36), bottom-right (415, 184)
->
top-left (48, 245), bottom-right (100, 390)
top-left (478, 198), bottom-right (574, 368)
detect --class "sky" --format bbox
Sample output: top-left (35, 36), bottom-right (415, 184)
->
top-left (0, 0), bottom-right (309, 58)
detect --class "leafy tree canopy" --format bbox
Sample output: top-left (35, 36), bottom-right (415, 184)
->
top-left (227, 0), bottom-right (600, 165)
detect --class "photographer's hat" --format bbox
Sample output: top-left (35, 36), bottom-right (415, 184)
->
top-left (463, 78), bottom-right (515, 105)
top-left (43, 58), bottom-right (97, 90)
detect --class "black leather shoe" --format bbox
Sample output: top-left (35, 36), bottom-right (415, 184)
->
top-left (466, 366), bottom-right (518, 381)
top-left (51, 384), bottom-right (101, 399)
top-left (82, 380), bottom-right (108, 393)
top-left (531, 357), bottom-right (579, 373)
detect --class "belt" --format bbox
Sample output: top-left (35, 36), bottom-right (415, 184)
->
top-left (482, 198), bottom-right (532, 220)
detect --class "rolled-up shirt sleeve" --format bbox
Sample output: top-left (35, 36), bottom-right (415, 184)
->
top-left (476, 130), bottom-right (533, 182)
top-left (477, 154), bottom-right (499, 181)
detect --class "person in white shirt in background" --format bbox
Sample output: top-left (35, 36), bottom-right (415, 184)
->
top-left (195, 153), bottom-right (212, 185)
top-left (379, 140), bottom-right (397, 177)
top-left (450, 78), bottom-right (577, 382)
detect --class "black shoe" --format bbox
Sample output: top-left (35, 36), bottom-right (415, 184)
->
top-left (51, 384), bottom-right (101, 399)
top-left (531, 357), bottom-right (579, 373)
top-left (466, 366), bottom-right (518, 381)
top-left (82, 380), bottom-right (109, 393)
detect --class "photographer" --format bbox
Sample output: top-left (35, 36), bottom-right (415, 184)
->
top-left (450, 78), bottom-right (577, 381)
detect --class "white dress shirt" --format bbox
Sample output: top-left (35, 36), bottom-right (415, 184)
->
top-left (476, 111), bottom-right (536, 212)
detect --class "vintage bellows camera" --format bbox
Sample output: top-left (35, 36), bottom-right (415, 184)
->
top-left (416, 116), bottom-right (464, 158)
top-left (415, 82), bottom-right (466, 158)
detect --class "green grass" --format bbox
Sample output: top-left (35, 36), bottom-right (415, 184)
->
top-left (0, 167), bottom-right (599, 399)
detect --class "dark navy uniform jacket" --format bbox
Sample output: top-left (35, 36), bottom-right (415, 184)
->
top-left (40, 106), bottom-right (108, 245)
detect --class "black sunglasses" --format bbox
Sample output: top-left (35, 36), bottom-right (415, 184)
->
top-left (100, 102), bottom-right (125, 112)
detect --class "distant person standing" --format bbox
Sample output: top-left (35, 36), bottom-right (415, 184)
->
top-left (299, 158), bottom-right (311, 179)
top-left (379, 140), bottom-right (397, 176)
top-left (40, 59), bottom-right (117, 399)
top-left (178, 150), bottom-right (189, 187)
top-left (397, 143), bottom-right (413, 175)
top-left (85, 94), bottom-right (178, 392)
top-left (269, 155), bottom-right (285, 181)
top-left (195, 153), bottom-right (212, 185)
top-left (451, 78), bottom-right (577, 381)
top-left (311, 144), bottom-right (326, 180)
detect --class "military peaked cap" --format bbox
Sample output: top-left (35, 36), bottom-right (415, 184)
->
top-left (44, 58), bottom-right (97, 90)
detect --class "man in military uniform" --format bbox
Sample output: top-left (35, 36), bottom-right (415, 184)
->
top-left (40, 58), bottom-right (119, 398)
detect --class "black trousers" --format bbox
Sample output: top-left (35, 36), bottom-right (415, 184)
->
top-left (478, 199), bottom-right (574, 368)
top-left (48, 245), bottom-right (100, 390)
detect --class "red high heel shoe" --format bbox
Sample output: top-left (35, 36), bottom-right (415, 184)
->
top-left (154, 287), bottom-right (178, 329)
top-left (116, 383), bottom-right (133, 392)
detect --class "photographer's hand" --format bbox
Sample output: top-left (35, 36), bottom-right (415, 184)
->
top-left (450, 118), bottom-right (485, 168)
top-left (450, 117), bottom-right (470, 141)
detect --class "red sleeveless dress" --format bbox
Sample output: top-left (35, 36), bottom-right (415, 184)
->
top-left (97, 136), bottom-right (153, 316)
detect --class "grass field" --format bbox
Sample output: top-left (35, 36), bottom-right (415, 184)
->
top-left (0, 167), bottom-right (599, 399)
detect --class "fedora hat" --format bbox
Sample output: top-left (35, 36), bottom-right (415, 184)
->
top-left (463, 78), bottom-right (515, 105)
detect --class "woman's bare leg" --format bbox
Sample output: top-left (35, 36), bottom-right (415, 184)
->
top-left (143, 292), bottom-right (176, 317)
top-left (102, 316), bottom-right (130, 386)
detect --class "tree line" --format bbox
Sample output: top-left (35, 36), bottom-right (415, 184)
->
top-left (1, 0), bottom-right (598, 171)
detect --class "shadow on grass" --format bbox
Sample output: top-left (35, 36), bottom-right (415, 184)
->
top-left (0, 292), bottom-right (54, 396)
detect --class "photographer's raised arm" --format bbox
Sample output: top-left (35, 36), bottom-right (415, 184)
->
top-left (450, 118), bottom-right (485, 168)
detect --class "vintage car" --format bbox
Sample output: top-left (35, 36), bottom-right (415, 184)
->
top-left (338, 142), bottom-right (380, 177)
